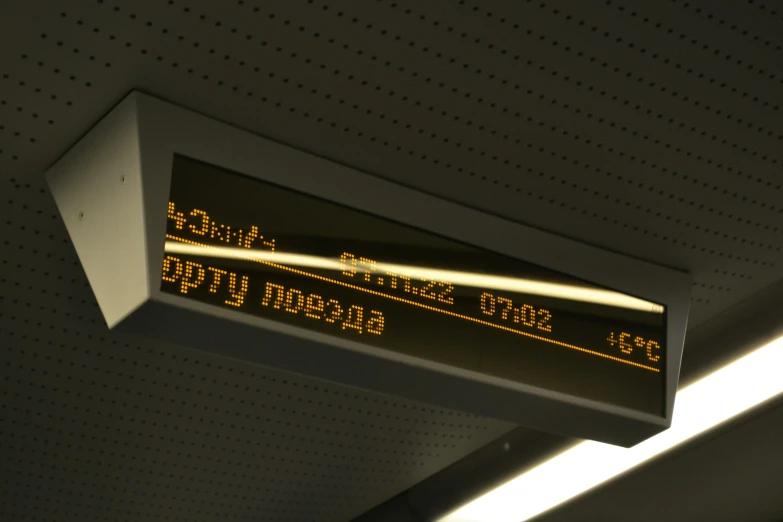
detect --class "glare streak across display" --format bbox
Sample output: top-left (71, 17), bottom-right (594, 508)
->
top-left (163, 239), bottom-right (659, 373)
top-left (160, 156), bottom-right (667, 415)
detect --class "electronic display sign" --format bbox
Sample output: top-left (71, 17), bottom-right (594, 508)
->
top-left (162, 155), bottom-right (666, 415)
top-left (45, 92), bottom-right (691, 446)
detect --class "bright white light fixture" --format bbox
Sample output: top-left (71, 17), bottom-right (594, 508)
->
top-left (438, 334), bottom-right (783, 522)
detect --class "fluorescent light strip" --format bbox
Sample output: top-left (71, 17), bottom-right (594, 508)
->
top-left (164, 241), bottom-right (663, 314)
top-left (438, 334), bottom-right (783, 522)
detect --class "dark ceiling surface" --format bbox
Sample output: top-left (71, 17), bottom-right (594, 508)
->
top-left (0, 0), bottom-right (781, 521)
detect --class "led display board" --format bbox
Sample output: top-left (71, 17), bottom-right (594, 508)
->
top-left (45, 92), bottom-right (691, 446)
top-left (164, 156), bottom-right (666, 415)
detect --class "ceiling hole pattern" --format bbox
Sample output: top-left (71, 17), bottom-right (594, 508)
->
top-left (53, 17), bottom-right (779, 268)
top-left (293, 1), bottom-right (783, 183)
top-left (0, 151), bottom-right (22, 162)
top-left (1, 221), bottom-right (73, 250)
top-left (0, 268), bottom-right (94, 304)
top-left (22, 53), bottom-right (106, 89)
top-left (124, 2), bottom-right (777, 195)
top-left (0, 229), bottom-right (82, 269)
top-left (2, 69), bottom-right (76, 108)
top-left (443, 2), bottom-right (783, 158)
top-left (0, 468), bottom-right (343, 522)
top-left (692, 281), bottom-right (732, 293)
top-left (713, 269), bottom-right (754, 281)
top-left (0, 104), bottom-right (55, 128)
top-left (1, 487), bottom-right (133, 522)
top-left (671, 0), bottom-right (783, 48)
top-left (170, 3), bottom-right (783, 208)
top-left (3, 178), bottom-right (61, 206)
top-left (1, 486), bottom-right (238, 522)
top-left (459, 0), bottom-right (783, 112)
top-left (383, 0), bottom-right (783, 146)
top-left (0, 444), bottom-right (357, 512)
top-left (345, 0), bottom-right (783, 157)
top-left (0, 127), bottom-right (36, 144)
top-left (16, 52), bottom-right (93, 90)
top-left (0, 382), bottom-right (426, 482)
top-left (604, 1), bottom-right (782, 61)
top-left (215, 15), bottom-right (778, 202)
top-left (150, 4), bottom-right (783, 237)
top-left (745, 0), bottom-right (783, 21)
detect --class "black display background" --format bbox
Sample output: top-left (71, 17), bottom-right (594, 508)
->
top-left (161, 155), bottom-right (666, 415)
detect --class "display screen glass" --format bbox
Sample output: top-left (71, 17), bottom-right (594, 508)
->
top-left (161, 155), bottom-right (666, 415)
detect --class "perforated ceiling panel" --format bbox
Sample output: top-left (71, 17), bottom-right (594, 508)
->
top-left (1, 0), bottom-right (782, 521)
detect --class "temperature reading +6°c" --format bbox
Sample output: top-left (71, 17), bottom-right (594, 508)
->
top-left (607, 331), bottom-right (661, 363)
